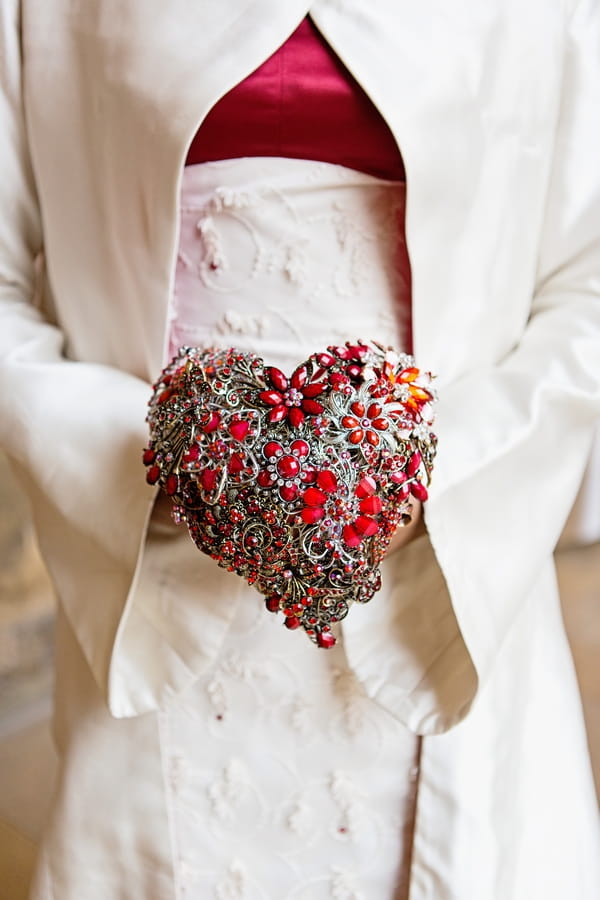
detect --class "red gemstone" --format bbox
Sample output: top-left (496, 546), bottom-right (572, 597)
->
top-left (183, 444), bottom-right (200, 463)
top-left (367, 403), bottom-right (382, 418)
top-left (317, 353), bottom-right (336, 367)
top-left (390, 470), bottom-right (407, 484)
top-left (354, 515), bottom-right (379, 537)
top-left (291, 366), bottom-right (308, 389)
top-left (346, 365), bottom-right (362, 379)
top-left (406, 451), bottom-right (422, 477)
top-left (228, 453), bottom-right (245, 474)
top-left (359, 496), bottom-right (383, 515)
top-left (410, 481), bottom-right (429, 501)
top-left (371, 417), bottom-right (389, 431)
top-left (280, 484), bottom-right (299, 502)
top-left (342, 524), bottom-right (362, 548)
top-left (266, 366), bottom-right (288, 392)
top-left (203, 411), bottom-right (221, 433)
top-left (365, 430), bottom-right (379, 446)
top-left (301, 398), bottom-right (323, 416)
top-left (200, 468), bottom-right (218, 491)
top-left (258, 470), bottom-right (276, 488)
top-left (303, 487), bottom-right (327, 507)
top-left (146, 465), bottom-right (160, 485)
top-left (288, 407), bottom-right (305, 428)
top-left (301, 506), bottom-right (325, 524)
top-left (317, 631), bottom-right (336, 649)
top-left (142, 448), bottom-right (155, 465)
top-left (157, 388), bottom-right (173, 405)
top-left (284, 616), bottom-right (302, 630)
top-left (260, 390), bottom-right (283, 406)
top-left (355, 476), bottom-right (377, 498)
top-left (348, 429), bottom-right (364, 444)
top-left (316, 470), bottom-right (338, 493)
top-left (165, 474), bottom-right (178, 495)
top-left (264, 441), bottom-right (281, 459)
top-left (291, 439), bottom-right (310, 458)
top-left (277, 455), bottom-right (300, 479)
top-left (268, 405), bottom-right (288, 423)
top-left (302, 382), bottom-right (326, 398)
top-left (229, 420), bottom-right (250, 441)
top-left (350, 402), bottom-right (365, 417)
top-left (265, 595), bottom-right (281, 613)
top-left (300, 467), bottom-right (317, 483)
top-left (342, 415), bottom-right (360, 429)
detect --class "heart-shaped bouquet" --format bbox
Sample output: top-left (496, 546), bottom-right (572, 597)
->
top-left (143, 341), bottom-right (436, 648)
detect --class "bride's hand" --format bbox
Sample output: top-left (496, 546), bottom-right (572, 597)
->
top-left (387, 500), bottom-right (426, 555)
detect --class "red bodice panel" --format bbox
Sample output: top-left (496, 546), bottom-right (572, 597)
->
top-left (186, 17), bottom-right (405, 181)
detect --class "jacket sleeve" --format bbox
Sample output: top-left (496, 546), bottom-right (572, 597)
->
top-left (0, 1), bottom-right (153, 695)
top-left (343, 0), bottom-right (600, 733)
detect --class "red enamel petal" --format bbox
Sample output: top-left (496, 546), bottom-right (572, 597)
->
top-left (342, 524), bottom-right (362, 548)
top-left (365, 430), bottom-right (379, 446)
top-left (316, 470), bottom-right (338, 493)
top-left (259, 390), bottom-right (284, 406)
top-left (367, 403), bottom-right (382, 418)
top-left (302, 382), bottom-right (326, 398)
top-left (288, 407), bottom-right (305, 428)
top-left (351, 401), bottom-right (365, 417)
top-left (301, 398), bottom-right (324, 415)
top-left (342, 416), bottom-right (360, 429)
top-left (266, 366), bottom-right (288, 392)
top-left (301, 506), bottom-right (325, 524)
top-left (355, 476), bottom-right (377, 498)
top-left (291, 365), bottom-right (308, 389)
top-left (359, 496), bottom-right (383, 515)
top-left (370, 417), bottom-right (389, 431)
top-left (354, 515), bottom-right (379, 537)
top-left (303, 487), bottom-right (327, 507)
top-left (228, 420), bottom-right (250, 441)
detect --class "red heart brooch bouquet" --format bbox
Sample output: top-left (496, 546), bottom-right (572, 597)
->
top-left (143, 341), bottom-right (437, 648)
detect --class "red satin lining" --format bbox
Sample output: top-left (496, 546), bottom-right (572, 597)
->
top-left (186, 18), bottom-right (405, 181)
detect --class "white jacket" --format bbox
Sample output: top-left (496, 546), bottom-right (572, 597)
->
top-left (1, 0), bottom-right (599, 897)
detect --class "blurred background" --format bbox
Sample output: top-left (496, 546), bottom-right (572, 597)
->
top-left (0, 443), bottom-right (599, 900)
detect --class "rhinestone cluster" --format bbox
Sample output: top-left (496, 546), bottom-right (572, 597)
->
top-left (143, 342), bottom-right (437, 648)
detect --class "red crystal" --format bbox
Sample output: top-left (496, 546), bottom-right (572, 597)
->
top-left (354, 515), bottom-right (379, 537)
top-left (359, 496), bottom-right (382, 515)
top-left (301, 506), bottom-right (325, 524)
top-left (410, 481), bottom-right (429, 501)
top-left (203, 411), bottom-right (221, 433)
top-left (183, 444), bottom-right (200, 463)
top-left (264, 441), bottom-right (282, 458)
top-left (291, 366), bottom-right (308, 389)
top-left (291, 439), bottom-right (309, 458)
top-left (350, 402), bottom-right (365, 417)
top-left (143, 448), bottom-right (155, 465)
top-left (302, 382), bottom-right (326, 398)
top-left (342, 415), bottom-right (360, 429)
top-left (260, 390), bottom-right (283, 406)
top-left (406, 451), bottom-right (422, 477)
top-left (367, 403), bottom-right (382, 418)
top-left (288, 407), bottom-right (305, 428)
top-left (228, 453), bottom-right (245, 474)
top-left (265, 595), bottom-right (281, 613)
top-left (229, 420), bottom-right (250, 441)
top-left (200, 468), bottom-right (218, 491)
top-left (284, 616), bottom-right (302, 630)
top-left (316, 470), bottom-right (338, 493)
top-left (348, 429), bottom-right (364, 445)
top-left (371, 417), bottom-right (389, 431)
top-left (268, 405), bottom-right (288, 423)
top-left (280, 484), bottom-right (299, 502)
top-left (303, 487), bottom-right (327, 507)
top-left (317, 353), bottom-right (336, 367)
top-left (317, 631), bottom-right (336, 649)
top-left (301, 398), bottom-right (323, 415)
top-left (257, 470), bottom-right (276, 488)
top-left (166, 474), bottom-right (178, 495)
top-left (277, 455), bottom-right (300, 479)
top-left (266, 366), bottom-right (288, 392)
top-left (356, 476), bottom-right (377, 498)
top-left (390, 470), bottom-right (407, 484)
top-left (365, 430), bottom-right (379, 446)
top-left (342, 524), bottom-right (362, 548)
top-left (146, 465), bottom-right (160, 485)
